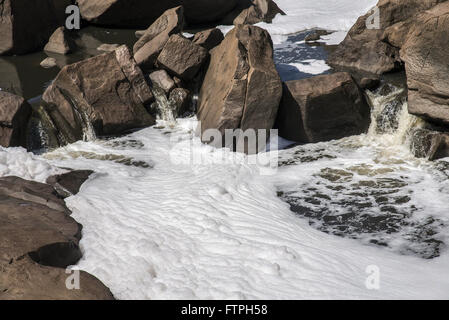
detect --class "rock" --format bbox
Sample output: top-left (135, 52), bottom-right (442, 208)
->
top-left (221, 0), bottom-right (285, 25)
top-left (0, 176), bottom-right (114, 300)
top-left (0, 257), bottom-right (114, 300)
top-left (156, 34), bottom-right (209, 81)
top-left (275, 72), bottom-right (371, 143)
top-left (47, 170), bottom-right (94, 198)
top-left (193, 28), bottom-right (224, 51)
top-left (135, 30), bottom-right (146, 39)
top-left (133, 6), bottom-right (185, 72)
top-left (44, 27), bottom-right (77, 55)
top-left (400, 2), bottom-right (449, 126)
top-left (169, 88), bottom-right (191, 115)
top-left (410, 128), bottom-right (449, 161)
top-left (41, 45), bottom-right (155, 148)
top-left (77, 0), bottom-right (238, 27)
top-left (327, 0), bottom-right (445, 75)
top-left (40, 57), bottom-right (57, 69)
top-left (0, 91), bottom-right (31, 147)
top-left (97, 43), bottom-right (120, 52)
top-left (149, 70), bottom-right (175, 93)
top-left (0, 0), bottom-right (71, 55)
top-left (305, 30), bottom-right (331, 42)
top-left (359, 77), bottom-right (381, 90)
top-left (197, 25), bottom-right (282, 152)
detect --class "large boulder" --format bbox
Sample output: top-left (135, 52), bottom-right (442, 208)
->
top-left (41, 45), bottom-right (155, 148)
top-left (0, 0), bottom-right (71, 55)
top-left (0, 176), bottom-right (114, 300)
top-left (0, 91), bottom-right (32, 148)
top-left (133, 6), bottom-right (185, 73)
top-left (197, 25), bottom-right (282, 152)
top-left (327, 0), bottom-right (445, 76)
top-left (400, 2), bottom-right (449, 125)
top-left (156, 34), bottom-right (209, 81)
top-left (275, 72), bottom-right (371, 143)
top-left (77, 0), bottom-right (238, 27)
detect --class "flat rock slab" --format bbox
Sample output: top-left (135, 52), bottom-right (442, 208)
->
top-left (0, 176), bottom-right (114, 300)
top-left (47, 170), bottom-right (94, 198)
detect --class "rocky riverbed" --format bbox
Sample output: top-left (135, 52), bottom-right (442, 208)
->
top-left (1, 0), bottom-right (449, 300)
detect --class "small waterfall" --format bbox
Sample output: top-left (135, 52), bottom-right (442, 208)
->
top-left (72, 106), bottom-right (97, 142)
top-left (151, 86), bottom-right (177, 126)
top-left (365, 83), bottom-right (424, 148)
top-left (62, 92), bottom-right (97, 142)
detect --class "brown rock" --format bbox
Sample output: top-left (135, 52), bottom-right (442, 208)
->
top-left (97, 43), bottom-right (120, 52)
top-left (400, 2), bottom-right (449, 125)
top-left (47, 170), bottom-right (94, 198)
top-left (149, 70), bottom-right (175, 93)
top-left (0, 176), bottom-right (114, 300)
top-left (221, 0), bottom-right (285, 25)
top-left (40, 57), bottom-right (57, 69)
top-left (193, 28), bottom-right (224, 51)
top-left (133, 6), bottom-right (185, 72)
top-left (1, 257), bottom-right (114, 300)
top-left (197, 25), bottom-right (282, 152)
top-left (410, 128), bottom-right (449, 161)
top-left (156, 34), bottom-right (209, 80)
top-left (77, 0), bottom-right (238, 27)
top-left (305, 30), bottom-right (331, 42)
top-left (41, 45), bottom-right (155, 147)
top-left (0, 91), bottom-right (31, 148)
top-left (44, 27), bottom-right (77, 55)
top-left (327, 0), bottom-right (445, 75)
top-left (0, 0), bottom-right (71, 55)
top-left (275, 72), bottom-right (371, 143)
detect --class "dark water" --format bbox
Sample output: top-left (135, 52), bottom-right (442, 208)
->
top-left (0, 27), bottom-right (137, 102)
top-left (274, 31), bottom-right (334, 81)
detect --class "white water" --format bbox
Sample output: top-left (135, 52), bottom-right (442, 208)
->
top-left (34, 105), bottom-right (449, 299)
top-left (1, 93), bottom-right (449, 299)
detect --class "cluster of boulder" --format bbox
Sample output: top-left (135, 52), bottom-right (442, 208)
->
top-left (328, 0), bottom-right (449, 159)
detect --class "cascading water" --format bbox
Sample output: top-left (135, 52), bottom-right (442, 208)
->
top-left (365, 83), bottom-right (424, 146)
top-left (276, 82), bottom-right (448, 259)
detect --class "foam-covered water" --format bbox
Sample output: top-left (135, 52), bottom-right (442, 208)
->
top-left (276, 83), bottom-right (449, 260)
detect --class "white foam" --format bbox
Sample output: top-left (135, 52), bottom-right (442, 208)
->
top-left (0, 147), bottom-right (61, 183)
top-left (37, 117), bottom-right (449, 300)
top-left (289, 60), bottom-right (330, 75)
top-left (218, 0), bottom-right (378, 44)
